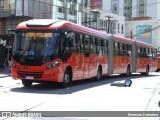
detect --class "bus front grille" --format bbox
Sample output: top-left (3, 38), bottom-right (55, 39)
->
top-left (17, 70), bottom-right (43, 79)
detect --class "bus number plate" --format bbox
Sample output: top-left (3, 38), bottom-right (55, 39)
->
top-left (26, 76), bottom-right (34, 80)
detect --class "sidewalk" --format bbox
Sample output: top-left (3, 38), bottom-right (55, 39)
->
top-left (0, 68), bottom-right (11, 78)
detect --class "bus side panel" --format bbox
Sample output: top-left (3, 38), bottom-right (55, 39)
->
top-left (88, 54), bottom-right (99, 78)
top-left (65, 54), bottom-right (84, 81)
top-left (101, 56), bottom-right (108, 76)
top-left (136, 58), bottom-right (144, 73)
top-left (136, 58), bottom-right (151, 73)
top-left (119, 56), bottom-right (132, 74)
top-left (113, 56), bottom-right (120, 74)
top-left (152, 59), bottom-right (157, 72)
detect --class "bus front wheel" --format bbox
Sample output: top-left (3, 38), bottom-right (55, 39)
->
top-left (62, 69), bottom-right (72, 88)
top-left (21, 80), bottom-right (32, 87)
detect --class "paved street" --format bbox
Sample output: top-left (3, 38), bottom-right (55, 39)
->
top-left (0, 72), bottom-right (160, 120)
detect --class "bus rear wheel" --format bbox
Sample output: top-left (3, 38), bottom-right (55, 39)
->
top-left (21, 80), bottom-right (32, 87)
top-left (62, 69), bottom-right (72, 88)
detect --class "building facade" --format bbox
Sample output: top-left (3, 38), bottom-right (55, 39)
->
top-left (104, 0), bottom-right (160, 21)
top-left (90, 0), bottom-right (125, 36)
top-left (132, 0), bottom-right (160, 19)
top-left (125, 19), bottom-right (160, 48)
top-left (0, 0), bottom-right (93, 35)
top-left (104, 0), bottom-right (132, 21)
top-left (99, 10), bottom-right (125, 37)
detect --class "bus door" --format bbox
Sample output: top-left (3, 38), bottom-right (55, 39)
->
top-left (88, 38), bottom-right (97, 78)
top-left (152, 49), bottom-right (157, 71)
top-left (83, 35), bottom-right (90, 79)
top-left (113, 42), bottom-right (120, 74)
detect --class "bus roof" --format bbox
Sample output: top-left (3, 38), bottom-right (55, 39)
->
top-left (113, 35), bottom-right (133, 44)
top-left (135, 40), bottom-right (155, 49)
top-left (16, 19), bottom-right (110, 39)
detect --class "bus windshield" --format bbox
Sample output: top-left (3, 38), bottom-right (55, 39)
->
top-left (13, 32), bottom-right (59, 56)
top-left (12, 32), bottom-right (59, 65)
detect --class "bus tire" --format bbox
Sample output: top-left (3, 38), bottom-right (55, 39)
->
top-left (96, 66), bottom-right (102, 81)
top-left (21, 80), bottom-right (32, 87)
top-left (62, 69), bottom-right (72, 88)
top-left (126, 65), bottom-right (131, 76)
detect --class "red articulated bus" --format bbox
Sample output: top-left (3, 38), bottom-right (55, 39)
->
top-left (133, 41), bottom-right (157, 75)
top-left (110, 35), bottom-right (133, 76)
top-left (107, 35), bottom-right (157, 76)
top-left (11, 19), bottom-right (157, 87)
top-left (11, 19), bottom-right (110, 87)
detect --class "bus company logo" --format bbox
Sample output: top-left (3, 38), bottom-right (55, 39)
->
top-left (16, 65), bottom-right (32, 70)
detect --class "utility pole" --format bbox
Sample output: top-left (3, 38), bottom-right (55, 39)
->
top-left (130, 30), bottom-right (133, 39)
top-left (105, 16), bottom-right (113, 33)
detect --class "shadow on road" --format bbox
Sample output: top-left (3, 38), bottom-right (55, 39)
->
top-left (10, 73), bottom-right (160, 95)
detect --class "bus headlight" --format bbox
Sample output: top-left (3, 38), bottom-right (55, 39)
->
top-left (46, 61), bottom-right (59, 69)
top-left (11, 60), bottom-right (16, 67)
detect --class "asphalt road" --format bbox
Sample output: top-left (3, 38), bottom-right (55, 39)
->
top-left (0, 72), bottom-right (160, 120)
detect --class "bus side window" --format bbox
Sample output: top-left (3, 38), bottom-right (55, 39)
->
top-left (137, 47), bottom-right (141, 58)
top-left (152, 49), bottom-right (157, 59)
top-left (127, 45), bottom-right (132, 57)
top-left (146, 48), bottom-right (149, 58)
top-left (139, 47), bottom-right (143, 57)
top-left (102, 40), bottom-right (106, 55)
top-left (155, 49), bottom-right (157, 59)
top-left (99, 39), bottom-right (102, 55)
top-left (95, 38), bottom-right (99, 55)
top-left (84, 35), bottom-right (90, 56)
top-left (114, 42), bottom-right (118, 56)
top-left (93, 38), bottom-right (96, 54)
top-left (101, 40), bottom-right (105, 55)
top-left (79, 34), bottom-right (83, 53)
top-left (90, 37), bottom-right (95, 54)
top-left (144, 48), bottom-right (147, 58)
top-left (106, 40), bottom-right (108, 55)
top-left (70, 32), bottom-right (76, 53)
top-left (148, 48), bottom-right (152, 58)
top-left (75, 33), bottom-right (81, 53)
top-left (118, 43), bottom-right (123, 56)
